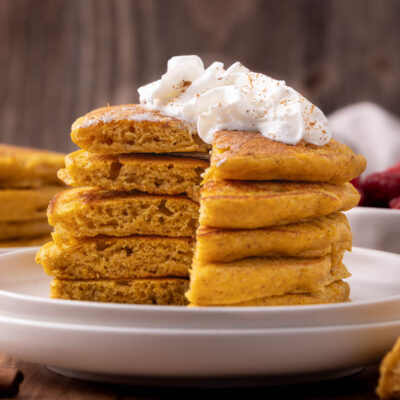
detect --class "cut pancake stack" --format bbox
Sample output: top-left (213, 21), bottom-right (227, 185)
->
top-left (37, 105), bottom-right (210, 305)
top-left (186, 131), bottom-right (366, 306)
top-left (36, 104), bottom-right (366, 307)
top-left (0, 144), bottom-right (64, 247)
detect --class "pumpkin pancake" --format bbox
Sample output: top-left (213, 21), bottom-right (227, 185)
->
top-left (186, 254), bottom-right (349, 306)
top-left (213, 280), bottom-right (350, 307)
top-left (206, 131), bottom-right (366, 183)
top-left (196, 212), bottom-right (351, 263)
top-left (71, 104), bottom-right (210, 154)
top-left (37, 235), bottom-right (194, 279)
top-left (0, 218), bottom-right (50, 241)
top-left (377, 337), bottom-right (400, 399)
top-left (58, 150), bottom-right (208, 201)
top-left (48, 187), bottom-right (199, 239)
top-left (50, 277), bottom-right (189, 305)
top-left (0, 143), bottom-right (65, 188)
top-left (0, 186), bottom-right (61, 222)
top-left (200, 179), bottom-right (359, 229)
top-left (0, 234), bottom-right (51, 248)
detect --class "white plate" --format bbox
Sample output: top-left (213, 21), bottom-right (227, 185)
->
top-left (346, 207), bottom-right (400, 254)
top-left (0, 247), bottom-right (400, 329)
top-left (0, 247), bottom-right (400, 380)
top-left (0, 313), bottom-right (399, 379)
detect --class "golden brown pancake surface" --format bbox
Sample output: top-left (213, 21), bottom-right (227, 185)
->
top-left (48, 187), bottom-right (199, 238)
top-left (0, 186), bottom-right (61, 222)
top-left (0, 234), bottom-right (52, 248)
top-left (377, 337), bottom-right (400, 399)
top-left (207, 131), bottom-right (366, 183)
top-left (50, 278), bottom-right (189, 305)
top-left (37, 235), bottom-right (194, 279)
top-left (71, 104), bottom-right (210, 154)
top-left (186, 254), bottom-right (349, 305)
top-left (196, 212), bottom-right (351, 262)
top-left (218, 280), bottom-right (350, 307)
top-left (0, 218), bottom-right (50, 240)
top-left (0, 143), bottom-right (65, 188)
top-left (200, 178), bottom-right (360, 229)
top-left (59, 150), bottom-right (208, 201)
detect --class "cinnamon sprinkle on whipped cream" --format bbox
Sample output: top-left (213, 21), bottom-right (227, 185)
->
top-left (138, 55), bottom-right (331, 146)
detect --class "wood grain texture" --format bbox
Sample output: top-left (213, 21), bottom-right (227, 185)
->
top-left (0, 0), bottom-right (399, 153)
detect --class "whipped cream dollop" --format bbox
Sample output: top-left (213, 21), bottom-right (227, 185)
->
top-left (138, 55), bottom-right (331, 145)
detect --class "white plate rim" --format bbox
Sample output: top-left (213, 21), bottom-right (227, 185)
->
top-left (1, 312), bottom-right (400, 334)
top-left (348, 206), bottom-right (400, 215)
top-left (0, 246), bottom-right (399, 313)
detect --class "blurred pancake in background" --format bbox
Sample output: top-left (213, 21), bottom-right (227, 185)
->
top-left (0, 144), bottom-right (64, 247)
top-left (0, 144), bottom-right (65, 188)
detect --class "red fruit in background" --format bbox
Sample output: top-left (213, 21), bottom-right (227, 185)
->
top-left (350, 177), bottom-right (365, 206)
top-left (386, 161), bottom-right (400, 174)
top-left (389, 196), bottom-right (400, 209)
top-left (362, 170), bottom-right (400, 207)
top-left (351, 177), bottom-right (362, 191)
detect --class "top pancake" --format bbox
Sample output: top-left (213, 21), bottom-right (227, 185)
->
top-left (206, 131), bottom-right (366, 183)
top-left (71, 104), bottom-right (210, 154)
top-left (0, 144), bottom-right (65, 188)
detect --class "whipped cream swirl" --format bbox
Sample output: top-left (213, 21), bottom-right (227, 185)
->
top-left (138, 55), bottom-right (331, 146)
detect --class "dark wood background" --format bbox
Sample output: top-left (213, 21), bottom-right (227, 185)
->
top-left (1, 0), bottom-right (399, 153)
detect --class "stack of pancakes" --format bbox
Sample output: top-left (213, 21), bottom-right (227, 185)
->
top-left (186, 131), bottom-right (366, 306)
top-left (0, 144), bottom-right (64, 247)
top-left (37, 104), bottom-right (366, 306)
top-left (36, 105), bottom-right (210, 304)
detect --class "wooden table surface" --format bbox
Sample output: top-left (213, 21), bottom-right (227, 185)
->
top-left (0, 354), bottom-right (380, 399)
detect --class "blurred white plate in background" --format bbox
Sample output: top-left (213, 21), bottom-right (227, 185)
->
top-left (346, 207), bottom-right (400, 254)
